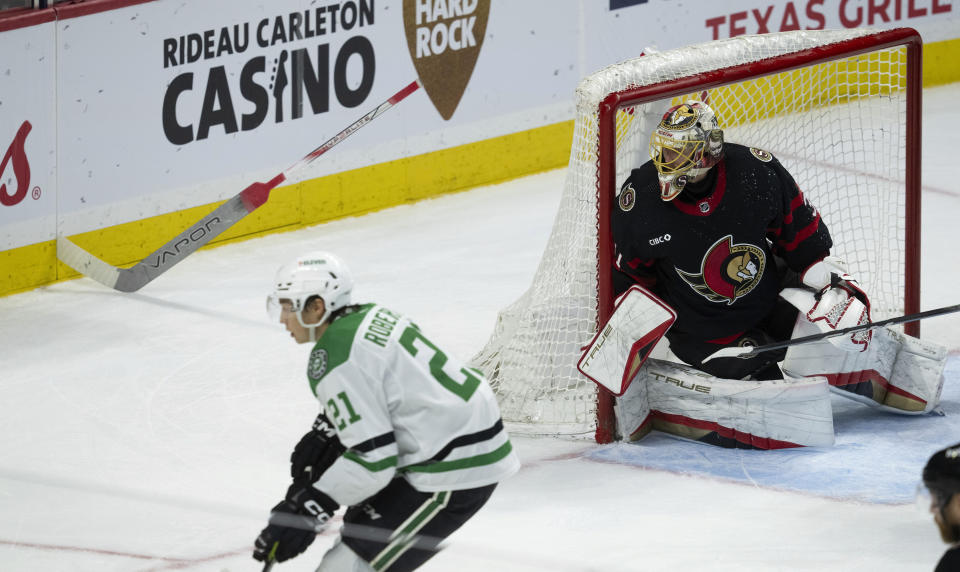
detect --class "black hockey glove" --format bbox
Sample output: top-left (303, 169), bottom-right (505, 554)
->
top-left (290, 412), bottom-right (345, 485)
top-left (252, 485), bottom-right (340, 564)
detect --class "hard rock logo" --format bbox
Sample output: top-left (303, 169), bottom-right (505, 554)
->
top-left (402, 0), bottom-right (490, 120)
top-left (676, 235), bottom-right (765, 304)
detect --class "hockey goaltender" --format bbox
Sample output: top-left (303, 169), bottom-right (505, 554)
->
top-left (578, 101), bottom-right (947, 449)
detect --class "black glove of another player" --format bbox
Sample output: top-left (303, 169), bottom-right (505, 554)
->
top-left (252, 485), bottom-right (340, 564)
top-left (290, 412), bottom-right (346, 485)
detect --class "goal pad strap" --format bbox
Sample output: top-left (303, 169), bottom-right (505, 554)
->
top-left (578, 286), bottom-right (676, 396)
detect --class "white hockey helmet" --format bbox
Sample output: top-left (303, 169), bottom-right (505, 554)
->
top-left (649, 101), bottom-right (724, 201)
top-left (266, 251), bottom-right (354, 331)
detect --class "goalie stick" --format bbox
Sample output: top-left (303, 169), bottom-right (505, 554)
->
top-left (57, 80), bottom-right (422, 292)
top-left (701, 303), bottom-right (960, 363)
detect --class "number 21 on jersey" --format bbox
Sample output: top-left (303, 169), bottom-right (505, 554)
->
top-left (326, 391), bottom-right (362, 430)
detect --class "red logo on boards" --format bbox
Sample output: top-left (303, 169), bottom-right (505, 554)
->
top-left (1, 120), bottom-right (32, 207)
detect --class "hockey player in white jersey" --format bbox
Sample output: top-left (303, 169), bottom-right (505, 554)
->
top-left (253, 251), bottom-right (520, 571)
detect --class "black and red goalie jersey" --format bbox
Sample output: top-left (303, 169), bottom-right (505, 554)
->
top-left (611, 142), bottom-right (832, 342)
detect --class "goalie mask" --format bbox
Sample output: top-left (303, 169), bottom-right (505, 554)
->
top-left (649, 101), bottom-right (724, 201)
top-left (267, 251), bottom-right (354, 341)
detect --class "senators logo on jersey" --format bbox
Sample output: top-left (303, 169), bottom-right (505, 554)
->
top-left (749, 147), bottom-right (773, 162)
top-left (676, 235), bottom-right (765, 304)
top-left (618, 182), bottom-right (636, 212)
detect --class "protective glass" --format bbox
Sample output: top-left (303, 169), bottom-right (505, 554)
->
top-left (266, 295), bottom-right (297, 323)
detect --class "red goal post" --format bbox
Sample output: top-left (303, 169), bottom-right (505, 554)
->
top-left (472, 28), bottom-right (922, 443)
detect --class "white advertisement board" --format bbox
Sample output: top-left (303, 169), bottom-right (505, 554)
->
top-left (584, 0), bottom-right (957, 74)
top-left (0, 21), bottom-right (57, 251)
top-left (53, 0), bottom-right (581, 237)
top-left (0, 0), bottom-right (956, 251)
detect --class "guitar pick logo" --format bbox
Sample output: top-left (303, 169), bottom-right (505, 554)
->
top-left (403, 0), bottom-right (490, 120)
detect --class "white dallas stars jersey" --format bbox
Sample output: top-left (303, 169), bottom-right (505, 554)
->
top-left (307, 304), bottom-right (519, 507)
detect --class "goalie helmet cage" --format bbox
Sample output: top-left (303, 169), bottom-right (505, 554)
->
top-left (470, 28), bottom-right (922, 443)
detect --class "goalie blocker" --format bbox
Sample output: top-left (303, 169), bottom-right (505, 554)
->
top-left (577, 286), bottom-right (676, 396)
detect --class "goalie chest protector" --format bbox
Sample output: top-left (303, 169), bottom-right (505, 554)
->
top-left (611, 143), bottom-right (832, 340)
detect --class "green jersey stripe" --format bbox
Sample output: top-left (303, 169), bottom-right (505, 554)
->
top-left (404, 441), bottom-right (514, 474)
top-left (371, 491), bottom-right (450, 571)
top-left (343, 451), bottom-right (398, 472)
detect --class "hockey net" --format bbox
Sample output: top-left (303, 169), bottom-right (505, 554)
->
top-left (471, 28), bottom-right (922, 442)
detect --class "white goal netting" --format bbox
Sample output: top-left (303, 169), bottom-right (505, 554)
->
top-left (471, 29), bottom-right (920, 440)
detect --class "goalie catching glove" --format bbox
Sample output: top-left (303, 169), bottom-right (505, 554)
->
top-left (290, 412), bottom-right (345, 485)
top-left (792, 256), bottom-right (872, 352)
top-left (253, 484), bottom-right (339, 564)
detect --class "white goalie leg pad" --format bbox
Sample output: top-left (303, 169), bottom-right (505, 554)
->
top-left (616, 359), bottom-right (834, 448)
top-left (578, 285), bottom-right (676, 395)
top-left (782, 318), bottom-right (947, 414)
top-left (615, 365), bottom-right (654, 441)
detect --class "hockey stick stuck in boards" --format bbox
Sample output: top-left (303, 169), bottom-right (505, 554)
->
top-left (700, 303), bottom-right (960, 363)
top-left (57, 80), bottom-right (422, 293)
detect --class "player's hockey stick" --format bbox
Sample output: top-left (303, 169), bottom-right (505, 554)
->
top-left (57, 80), bottom-right (422, 292)
top-left (701, 303), bottom-right (960, 363)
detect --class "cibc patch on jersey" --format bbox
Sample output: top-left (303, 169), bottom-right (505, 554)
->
top-left (308, 347), bottom-right (329, 381)
top-left (675, 235), bottom-right (766, 305)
